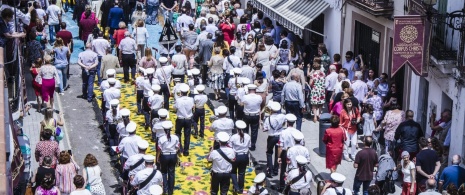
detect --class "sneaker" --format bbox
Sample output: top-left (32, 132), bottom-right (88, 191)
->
top-left (344, 156), bottom-right (353, 162)
top-left (59, 92), bottom-right (64, 95)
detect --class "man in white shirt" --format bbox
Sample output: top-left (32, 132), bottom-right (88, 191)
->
top-left (321, 173), bottom-right (353, 195)
top-left (33, 2), bottom-right (46, 21)
top-left (92, 31), bottom-right (110, 84)
top-left (45, 0), bottom-right (62, 43)
top-left (206, 7), bottom-right (219, 24)
top-left (194, 11), bottom-right (207, 29)
top-left (174, 84), bottom-right (194, 156)
top-left (205, 17), bottom-right (218, 38)
top-left (351, 71), bottom-right (368, 103)
top-left (176, 8), bottom-right (194, 33)
top-left (325, 65), bottom-right (339, 106)
top-left (241, 84), bottom-right (262, 151)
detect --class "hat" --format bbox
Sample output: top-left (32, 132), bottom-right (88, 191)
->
top-left (106, 69), bottom-right (116, 75)
top-left (179, 84), bottom-right (190, 92)
top-left (143, 154), bottom-right (156, 162)
top-left (152, 84), bottom-right (161, 92)
top-left (108, 78), bottom-right (116, 84)
top-left (158, 109), bottom-right (168, 117)
top-left (217, 106), bottom-right (228, 115)
top-left (191, 68), bottom-right (200, 75)
top-left (401, 151), bottom-right (410, 158)
top-left (217, 132), bottom-right (230, 142)
top-left (269, 102), bottom-right (281, 112)
top-left (145, 68), bottom-right (155, 75)
top-left (229, 70), bottom-right (235, 76)
top-left (295, 155), bottom-right (308, 164)
top-left (291, 131), bottom-right (304, 141)
top-left (247, 84), bottom-right (257, 90)
top-left (209, 7), bottom-right (216, 12)
top-left (196, 85), bottom-right (205, 92)
top-left (174, 78), bottom-right (181, 82)
top-left (120, 108), bottom-right (130, 116)
top-left (235, 120), bottom-right (246, 129)
top-left (285, 114), bottom-right (297, 122)
top-left (126, 121), bottom-right (137, 133)
top-left (139, 67), bottom-right (146, 73)
top-left (162, 121), bottom-right (173, 129)
top-left (253, 173), bottom-right (266, 183)
top-left (241, 78), bottom-right (251, 85)
top-left (149, 185), bottom-right (163, 195)
top-left (233, 68), bottom-right (242, 74)
top-left (148, 90), bottom-right (154, 97)
top-left (110, 99), bottom-right (119, 106)
top-left (137, 140), bottom-right (149, 149)
top-left (187, 70), bottom-right (193, 76)
top-left (330, 173), bottom-right (346, 183)
top-left (159, 57), bottom-right (168, 64)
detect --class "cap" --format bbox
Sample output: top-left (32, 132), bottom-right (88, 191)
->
top-left (247, 84), bottom-right (257, 90)
top-left (148, 90), bottom-right (154, 97)
top-left (217, 132), bottom-right (230, 142)
top-left (235, 120), bottom-right (246, 129)
top-left (159, 57), bottom-right (168, 64)
top-left (106, 69), bottom-right (116, 75)
top-left (145, 68), bottom-right (155, 75)
top-left (143, 154), bottom-right (156, 162)
top-left (180, 84), bottom-right (190, 92)
top-left (110, 99), bottom-right (119, 106)
top-left (108, 78), bottom-right (116, 84)
top-left (229, 70), bottom-right (235, 76)
top-left (253, 173), bottom-right (266, 183)
top-left (162, 121), bottom-right (173, 129)
top-left (152, 84), bottom-right (161, 92)
top-left (120, 108), bottom-right (130, 116)
top-left (196, 85), bottom-right (205, 92)
top-left (217, 106), bottom-right (228, 115)
top-left (193, 89), bottom-right (199, 95)
top-left (191, 68), bottom-right (200, 75)
top-left (295, 155), bottom-right (308, 164)
top-left (233, 68), bottom-right (242, 74)
top-left (401, 151), bottom-right (410, 158)
top-left (139, 67), bottom-right (146, 73)
top-left (285, 114), bottom-right (297, 122)
top-left (149, 185), bottom-right (163, 195)
top-left (126, 121), bottom-right (137, 133)
top-left (158, 109), bottom-right (168, 117)
top-left (291, 131), bottom-right (304, 141)
top-left (187, 70), bottom-right (193, 76)
top-left (330, 173), bottom-right (346, 183)
top-left (137, 140), bottom-right (149, 149)
top-left (241, 78), bottom-right (251, 85)
top-left (269, 102), bottom-right (281, 112)
top-left (173, 78), bottom-right (181, 82)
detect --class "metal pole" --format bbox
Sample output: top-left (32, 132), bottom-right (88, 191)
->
top-left (304, 28), bottom-right (326, 38)
top-left (458, 1), bottom-right (465, 69)
top-left (0, 48), bottom-right (7, 194)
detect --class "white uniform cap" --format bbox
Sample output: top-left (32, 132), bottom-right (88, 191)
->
top-left (158, 109), bottom-right (169, 117)
top-left (191, 68), bottom-right (200, 75)
top-left (108, 78), bottom-right (116, 84)
top-left (126, 121), bottom-right (137, 133)
top-left (217, 106), bottom-right (228, 115)
top-left (217, 132), bottom-right (230, 142)
top-left (143, 154), bottom-right (156, 162)
top-left (330, 173), bottom-right (346, 183)
top-left (233, 68), bottom-right (242, 74)
top-left (291, 131), bottom-right (304, 141)
top-left (187, 70), bottom-right (192, 76)
top-left (247, 84), bottom-right (257, 90)
top-left (152, 84), bottom-right (161, 92)
top-left (241, 78), bottom-right (251, 85)
top-left (110, 99), bottom-right (120, 106)
top-left (145, 68), bottom-right (155, 75)
top-left (149, 185), bottom-right (163, 195)
top-left (173, 78), bottom-right (181, 82)
top-left (162, 121), bottom-right (173, 129)
top-left (139, 67), bottom-right (146, 73)
top-left (137, 140), bottom-right (149, 149)
top-left (196, 85), bottom-right (205, 92)
top-left (235, 120), bottom-right (247, 129)
top-left (106, 69), bottom-right (116, 75)
top-left (179, 84), bottom-right (190, 92)
top-left (193, 89), bottom-right (199, 95)
top-left (253, 173), bottom-right (266, 183)
top-left (285, 114), bottom-right (297, 122)
top-left (269, 102), bottom-right (281, 112)
top-left (229, 70), bottom-right (235, 76)
top-left (295, 155), bottom-right (308, 164)
top-left (159, 57), bottom-right (168, 64)
top-left (148, 90), bottom-right (154, 97)
top-left (120, 108), bottom-right (130, 116)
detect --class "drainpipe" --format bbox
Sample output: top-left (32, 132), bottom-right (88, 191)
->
top-left (0, 47), bottom-right (7, 194)
top-left (340, 0), bottom-right (347, 55)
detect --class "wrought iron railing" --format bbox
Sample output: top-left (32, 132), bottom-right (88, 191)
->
top-left (350, 0), bottom-right (394, 17)
top-left (431, 21), bottom-right (458, 61)
top-left (3, 38), bottom-right (22, 113)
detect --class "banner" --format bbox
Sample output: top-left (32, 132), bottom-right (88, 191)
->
top-left (392, 15), bottom-right (431, 76)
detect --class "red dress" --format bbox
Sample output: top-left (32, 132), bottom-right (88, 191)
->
top-left (322, 127), bottom-right (346, 169)
top-left (220, 23), bottom-right (236, 45)
top-left (31, 68), bottom-right (42, 96)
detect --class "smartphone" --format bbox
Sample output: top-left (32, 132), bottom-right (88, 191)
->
top-left (68, 150), bottom-right (72, 156)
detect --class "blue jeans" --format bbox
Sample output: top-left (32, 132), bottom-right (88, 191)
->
top-left (49, 24), bottom-right (60, 43)
top-left (231, 153), bottom-right (249, 192)
top-left (353, 178), bottom-right (371, 195)
top-left (97, 56), bottom-right (102, 84)
top-left (55, 65), bottom-right (67, 92)
top-left (146, 4), bottom-right (159, 24)
top-left (285, 101), bottom-right (303, 130)
top-left (82, 69), bottom-right (96, 101)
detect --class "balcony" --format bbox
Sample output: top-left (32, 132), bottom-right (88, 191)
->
top-left (429, 22), bottom-right (458, 74)
top-left (349, 0), bottom-right (394, 17)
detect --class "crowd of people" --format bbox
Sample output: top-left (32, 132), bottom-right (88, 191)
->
top-left (3, 0), bottom-right (465, 194)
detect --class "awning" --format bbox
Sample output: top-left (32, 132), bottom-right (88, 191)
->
top-left (252, 0), bottom-right (329, 37)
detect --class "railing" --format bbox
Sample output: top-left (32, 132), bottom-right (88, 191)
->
top-left (350, 0), bottom-right (394, 17)
top-left (3, 38), bottom-right (23, 113)
top-left (431, 21), bottom-right (458, 61)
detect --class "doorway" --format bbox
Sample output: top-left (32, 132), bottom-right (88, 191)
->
top-left (354, 20), bottom-right (381, 75)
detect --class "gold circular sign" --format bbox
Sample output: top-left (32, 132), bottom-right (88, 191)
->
top-left (399, 25), bottom-right (418, 43)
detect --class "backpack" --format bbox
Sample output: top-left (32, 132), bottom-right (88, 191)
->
top-left (382, 170), bottom-right (396, 194)
top-left (252, 28), bottom-right (263, 44)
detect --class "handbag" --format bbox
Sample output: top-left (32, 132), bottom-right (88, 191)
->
top-left (85, 167), bottom-right (91, 190)
top-left (382, 170), bottom-right (396, 194)
top-left (54, 120), bottom-right (64, 141)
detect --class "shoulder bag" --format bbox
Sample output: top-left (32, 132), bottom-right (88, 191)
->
top-left (215, 149), bottom-right (233, 165)
top-left (283, 170), bottom-right (307, 194)
top-left (85, 167), bottom-right (91, 190)
top-left (130, 169), bottom-right (158, 195)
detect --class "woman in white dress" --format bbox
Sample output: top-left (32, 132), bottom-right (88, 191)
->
top-left (230, 32), bottom-right (245, 59)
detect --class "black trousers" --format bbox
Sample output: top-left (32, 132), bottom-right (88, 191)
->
top-left (236, 105), bottom-right (244, 121)
top-left (243, 115), bottom-right (259, 148)
top-left (192, 108), bottom-right (205, 137)
top-left (231, 153), bottom-right (249, 192)
top-left (175, 118), bottom-right (191, 155)
top-left (172, 74), bottom-right (185, 83)
top-left (136, 90), bottom-right (143, 113)
top-left (279, 150), bottom-right (288, 188)
top-left (211, 172), bottom-right (231, 195)
top-left (160, 84), bottom-right (170, 109)
top-left (160, 153), bottom-right (177, 195)
top-left (228, 94), bottom-right (237, 120)
top-left (266, 135), bottom-right (280, 173)
top-left (122, 54), bottom-right (136, 82)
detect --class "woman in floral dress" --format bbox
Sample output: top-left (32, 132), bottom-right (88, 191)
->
top-left (309, 57), bottom-right (326, 122)
top-left (376, 99), bottom-right (404, 155)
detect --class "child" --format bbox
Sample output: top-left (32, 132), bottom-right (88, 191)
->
top-left (135, 67), bottom-right (146, 114)
top-left (362, 104), bottom-right (377, 137)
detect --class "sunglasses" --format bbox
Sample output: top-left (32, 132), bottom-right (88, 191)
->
top-left (345, 56), bottom-right (351, 58)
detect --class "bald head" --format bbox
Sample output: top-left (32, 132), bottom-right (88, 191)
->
top-left (291, 73), bottom-right (300, 81)
top-left (452, 155), bottom-right (462, 165)
top-left (426, 178), bottom-right (437, 190)
top-left (85, 42), bottom-right (92, 49)
top-left (124, 31), bottom-right (131, 37)
top-left (200, 11), bottom-right (206, 17)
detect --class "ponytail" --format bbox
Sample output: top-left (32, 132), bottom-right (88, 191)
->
top-left (239, 128), bottom-right (244, 143)
top-left (164, 129), bottom-right (171, 141)
top-left (149, 74), bottom-right (154, 85)
top-left (112, 106), bottom-right (117, 116)
top-left (298, 164), bottom-right (307, 182)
